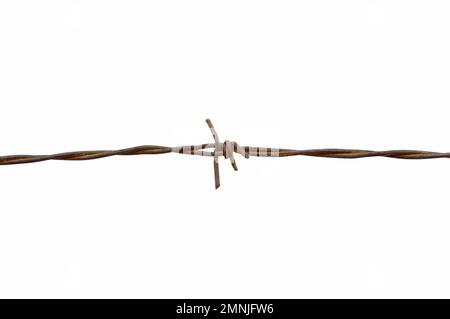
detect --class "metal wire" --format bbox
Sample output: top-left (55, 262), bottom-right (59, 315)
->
top-left (1, 119), bottom-right (448, 187)
top-left (1, 145), bottom-right (448, 166)
top-left (277, 148), bottom-right (450, 159)
top-left (0, 145), bottom-right (172, 165)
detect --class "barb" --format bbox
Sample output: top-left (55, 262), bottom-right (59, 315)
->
top-left (1, 119), bottom-right (449, 188)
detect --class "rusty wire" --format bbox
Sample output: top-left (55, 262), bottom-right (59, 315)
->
top-left (0, 145), bottom-right (172, 165)
top-left (1, 146), bottom-right (449, 166)
top-left (1, 119), bottom-right (448, 188)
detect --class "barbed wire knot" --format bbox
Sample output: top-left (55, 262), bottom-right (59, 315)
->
top-left (206, 119), bottom-right (248, 189)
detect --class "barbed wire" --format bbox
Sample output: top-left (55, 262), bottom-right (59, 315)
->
top-left (1, 119), bottom-right (447, 188)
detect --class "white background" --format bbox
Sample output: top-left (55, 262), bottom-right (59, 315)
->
top-left (0, 1), bottom-right (450, 298)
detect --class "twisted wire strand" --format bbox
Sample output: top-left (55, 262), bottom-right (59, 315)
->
top-left (0, 145), bottom-right (172, 165)
top-left (1, 118), bottom-right (450, 188)
top-left (277, 148), bottom-right (450, 159)
top-left (0, 146), bottom-right (448, 166)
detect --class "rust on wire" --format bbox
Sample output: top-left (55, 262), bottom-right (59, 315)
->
top-left (0, 119), bottom-right (448, 188)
